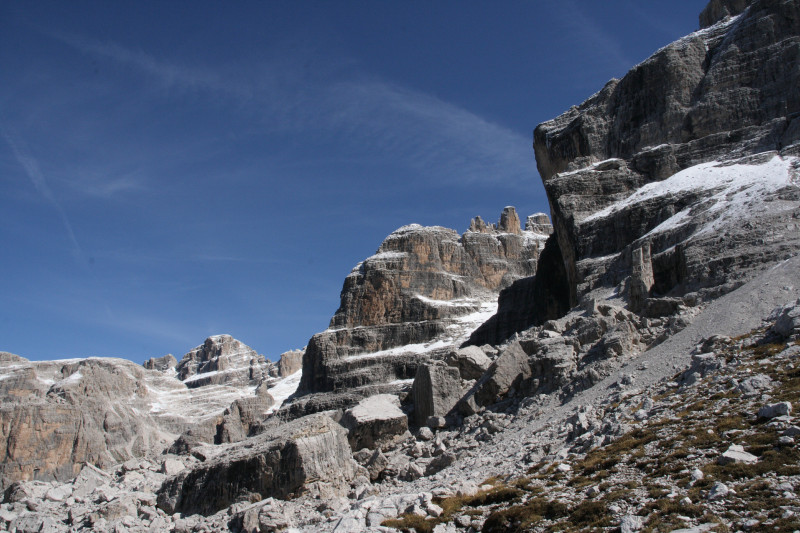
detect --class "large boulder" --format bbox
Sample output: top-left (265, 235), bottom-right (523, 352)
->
top-left (215, 388), bottom-right (276, 444)
top-left (156, 413), bottom-right (359, 516)
top-left (524, 338), bottom-right (578, 395)
top-left (340, 394), bottom-right (408, 451)
top-left (446, 346), bottom-right (492, 380)
top-left (770, 299), bottom-right (800, 338)
top-left (473, 341), bottom-right (532, 406)
top-left (411, 362), bottom-right (463, 426)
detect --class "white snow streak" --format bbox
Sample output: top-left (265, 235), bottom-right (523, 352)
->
top-left (582, 155), bottom-right (798, 239)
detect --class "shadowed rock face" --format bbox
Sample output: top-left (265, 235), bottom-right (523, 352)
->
top-left (299, 209), bottom-right (550, 394)
top-left (530, 0), bottom-right (800, 312)
top-left (468, 234), bottom-right (571, 346)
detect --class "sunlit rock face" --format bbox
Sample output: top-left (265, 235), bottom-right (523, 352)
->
top-left (0, 355), bottom-right (178, 489)
top-left (0, 335), bottom-right (290, 489)
top-left (299, 208), bottom-right (551, 394)
top-left (531, 0), bottom-right (800, 313)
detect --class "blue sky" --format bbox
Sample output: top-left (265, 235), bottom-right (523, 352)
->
top-left (1, 0), bottom-right (707, 363)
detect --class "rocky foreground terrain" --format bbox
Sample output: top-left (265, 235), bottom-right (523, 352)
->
top-left (2, 0), bottom-right (800, 531)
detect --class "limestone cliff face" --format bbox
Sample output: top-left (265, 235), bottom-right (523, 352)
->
top-left (0, 336), bottom-right (287, 489)
top-left (531, 0), bottom-right (800, 313)
top-left (299, 208), bottom-right (550, 394)
top-left (0, 356), bottom-right (176, 488)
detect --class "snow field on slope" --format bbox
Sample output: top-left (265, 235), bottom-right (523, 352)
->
top-left (264, 370), bottom-right (303, 415)
top-left (582, 154), bottom-right (798, 239)
top-left (343, 300), bottom-right (498, 362)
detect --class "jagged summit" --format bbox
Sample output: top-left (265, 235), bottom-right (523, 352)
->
top-left (468, 206), bottom-right (529, 235)
top-left (298, 209), bottom-right (550, 395)
top-left (175, 334), bottom-right (272, 388)
top-left (525, 212), bottom-right (553, 235)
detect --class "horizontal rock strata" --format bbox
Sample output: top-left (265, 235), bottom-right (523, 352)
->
top-left (299, 209), bottom-right (549, 395)
top-left (528, 0), bottom-right (800, 316)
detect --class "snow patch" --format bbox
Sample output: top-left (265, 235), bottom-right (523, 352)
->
top-left (392, 223), bottom-right (423, 233)
top-left (264, 371), bottom-right (303, 415)
top-left (523, 231), bottom-right (550, 247)
top-left (368, 251), bottom-right (408, 262)
top-left (62, 372), bottom-right (82, 384)
top-left (345, 339), bottom-right (452, 362)
top-left (342, 299), bottom-right (498, 363)
top-left (346, 394), bottom-right (403, 422)
top-left (455, 301), bottom-right (499, 329)
top-left (582, 156), bottom-right (798, 237)
top-left (413, 294), bottom-right (479, 307)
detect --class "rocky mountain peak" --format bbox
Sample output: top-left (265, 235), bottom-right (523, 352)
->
top-left (497, 206), bottom-right (522, 235)
top-left (525, 212), bottom-right (554, 235)
top-left (298, 210), bottom-right (550, 394)
top-left (468, 215), bottom-right (488, 233)
top-left (0, 352), bottom-right (27, 364)
top-left (468, 206), bottom-right (529, 235)
top-left (175, 335), bottom-right (272, 388)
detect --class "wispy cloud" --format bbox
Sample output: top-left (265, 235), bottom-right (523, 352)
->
top-left (1, 125), bottom-right (86, 263)
top-left (53, 33), bottom-right (535, 188)
top-left (63, 171), bottom-right (145, 199)
top-left (320, 78), bottom-right (534, 185)
top-left (51, 31), bottom-right (250, 99)
top-left (100, 310), bottom-right (199, 348)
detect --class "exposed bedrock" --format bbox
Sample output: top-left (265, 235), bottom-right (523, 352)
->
top-left (340, 394), bottom-right (409, 451)
top-left (299, 209), bottom-right (550, 394)
top-left (143, 353), bottom-right (177, 372)
top-left (467, 234), bottom-right (571, 346)
top-left (530, 0), bottom-right (800, 311)
top-left (0, 335), bottom-right (283, 489)
top-left (0, 357), bottom-right (177, 489)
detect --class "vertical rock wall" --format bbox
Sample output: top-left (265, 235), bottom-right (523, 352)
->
top-left (531, 0), bottom-right (800, 313)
